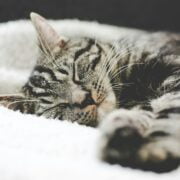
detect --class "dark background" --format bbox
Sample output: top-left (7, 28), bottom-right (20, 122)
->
top-left (1, 0), bottom-right (180, 32)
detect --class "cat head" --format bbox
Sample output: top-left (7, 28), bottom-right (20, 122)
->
top-left (3, 13), bottom-right (117, 126)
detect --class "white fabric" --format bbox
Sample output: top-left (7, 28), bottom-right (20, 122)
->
top-left (0, 19), bottom-right (179, 180)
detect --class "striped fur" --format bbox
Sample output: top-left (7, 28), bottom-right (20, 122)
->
top-left (3, 13), bottom-right (180, 172)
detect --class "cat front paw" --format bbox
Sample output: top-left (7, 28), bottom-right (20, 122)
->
top-left (98, 109), bottom-right (180, 173)
top-left (100, 125), bottom-right (144, 166)
top-left (98, 109), bottom-right (147, 169)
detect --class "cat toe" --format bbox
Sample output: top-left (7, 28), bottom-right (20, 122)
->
top-left (99, 126), bottom-right (144, 167)
top-left (136, 138), bottom-right (180, 173)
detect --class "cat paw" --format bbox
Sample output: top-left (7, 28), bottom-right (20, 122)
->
top-left (98, 109), bottom-right (180, 173)
top-left (99, 109), bottom-right (146, 169)
top-left (99, 125), bottom-right (144, 165)
top-left (99, 127), bottom-right (180, 172)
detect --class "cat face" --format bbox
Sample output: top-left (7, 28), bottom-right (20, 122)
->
top-left (22, 13), bottom-right (116, 126)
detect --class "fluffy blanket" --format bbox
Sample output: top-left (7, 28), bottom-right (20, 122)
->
top-left (0, 19), bottom-right (179, 180)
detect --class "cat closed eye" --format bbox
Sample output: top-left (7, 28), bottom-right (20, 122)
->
top-left (58, 69), bottom-right (69, 75)
top-left (30, 75), bottom-right (50, 88)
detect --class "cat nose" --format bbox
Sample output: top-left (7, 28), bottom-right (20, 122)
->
top-left (71, 86), bottom-right (95, 105)
top-left (81, 92), bottom-right (96, 107)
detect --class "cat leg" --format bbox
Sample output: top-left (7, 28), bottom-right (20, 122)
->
top-left (98, 99), bottom-right (180, 172)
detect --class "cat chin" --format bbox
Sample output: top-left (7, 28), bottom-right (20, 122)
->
top-left (97, 91), bottom-right (116, 122)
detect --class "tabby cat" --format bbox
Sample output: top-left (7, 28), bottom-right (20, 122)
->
top-left (2, 12), bottom-right (180, 173)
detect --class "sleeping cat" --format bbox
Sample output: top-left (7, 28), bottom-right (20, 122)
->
top-left (1, 12), bottom-right (180, 173)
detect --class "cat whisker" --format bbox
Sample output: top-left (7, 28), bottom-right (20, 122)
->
top-left (0, 93), bottom-right (24, 97)
top-left (4, 99), bottom-right (39, 109)
top-left (110, 62), bottom-right (144, 81)
top-left (96, 44), bottom-right (117, 84)
top-left (97, 43), bottom-right (136, 90)
top-left (38, 43), bottom-right (60, 69)
top-left (38, 103), bottom-right (67, 116)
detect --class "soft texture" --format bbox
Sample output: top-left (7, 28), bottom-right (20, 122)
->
top-left (0, 19), bottom-right (179, 180)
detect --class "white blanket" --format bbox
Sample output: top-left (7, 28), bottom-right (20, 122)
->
top-left (0, 19), bottom-right (179, 180)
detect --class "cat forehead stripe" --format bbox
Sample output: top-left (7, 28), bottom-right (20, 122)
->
top-left (91, 44), bottom-right (102, 70)
top-left (74, 39), bottom-right (95, 61)
top-left (34, 66), bottom-right (63, 83)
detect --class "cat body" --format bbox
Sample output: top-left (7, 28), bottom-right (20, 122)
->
top-left (2, 13), bottom-right (180, 172)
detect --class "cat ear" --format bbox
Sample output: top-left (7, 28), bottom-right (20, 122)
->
top-left (30, 12), bottom-right (67, 54)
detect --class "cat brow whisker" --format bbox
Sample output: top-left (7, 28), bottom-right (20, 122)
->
top-left (38, 42), bottom-right (61, 69)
